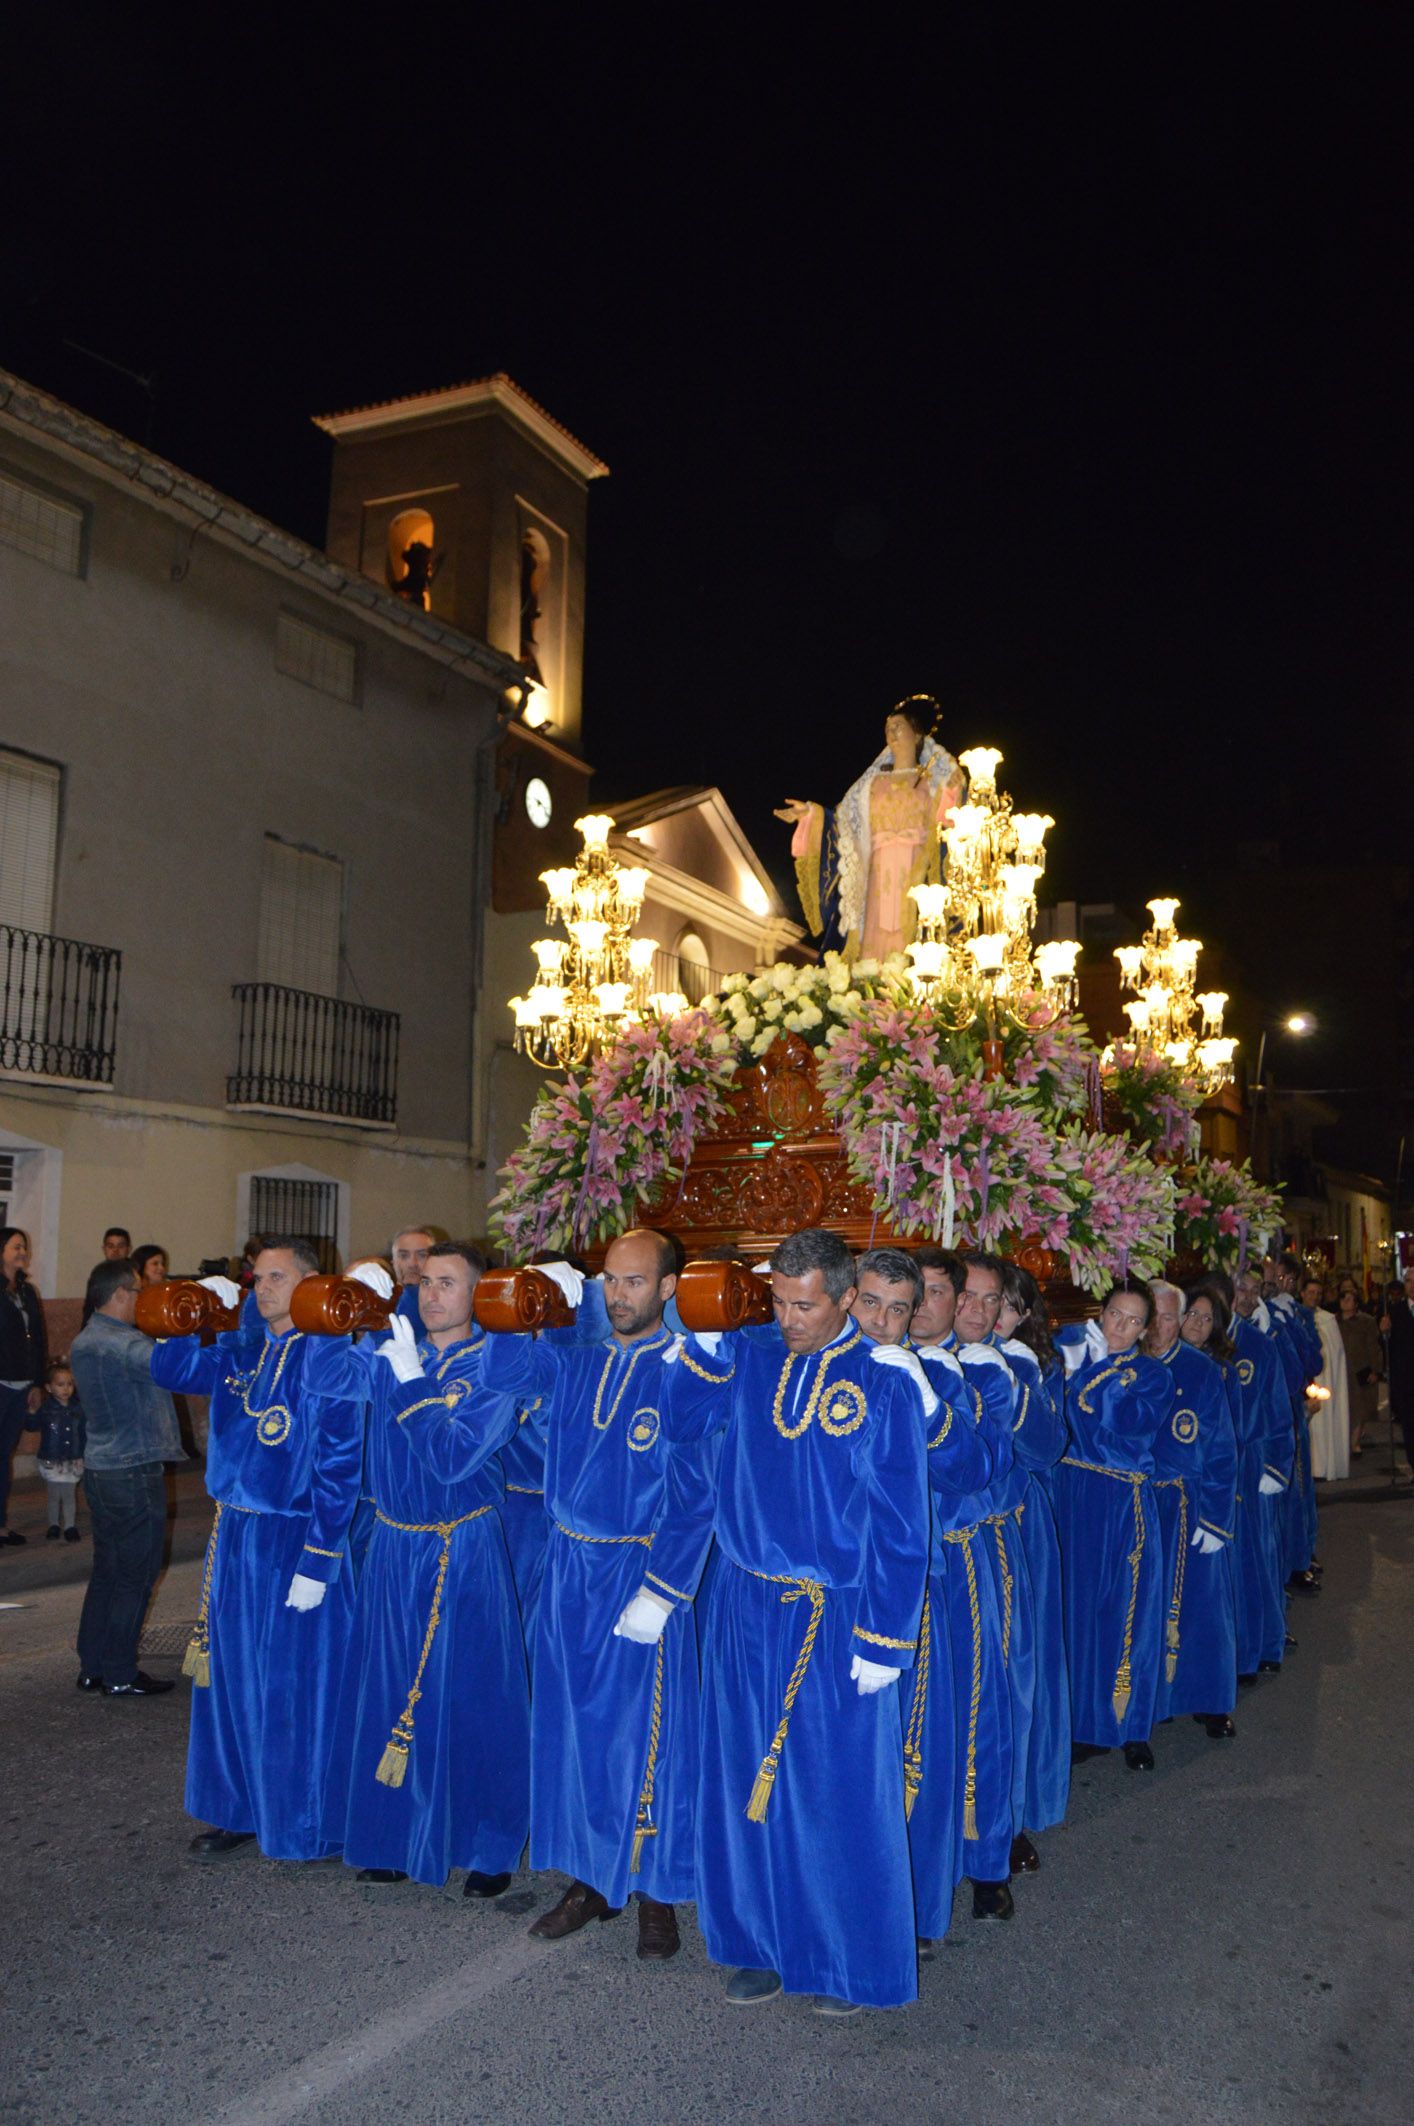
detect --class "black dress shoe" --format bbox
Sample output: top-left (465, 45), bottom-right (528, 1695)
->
top-left (463, 1870), bottom-right (512, 1898)
top-left (75, 1672), bottom-right (102, 1692)
top-left (971, 1879), bottom-right (1014, 1921)
top-left (1238, 1673), bottom-right (1257, 1688)
top-left (1196, 1715), bottom-right (1237, 1740)
top-left (64, 1526), bottom-right (80, 1543)
top-left (357, 1867), bottom-right (408, 1884)
top-left (1009, 1832), bottom-right (1040, 1874)
top-left (46, 1525), bottom-right (60, 1540)
top-left (1258, 1659), bottom-right (1282, 1674)
top-left (188, 1829), bottom-right (255, 1860)
top-left (1287, 1571), bottom-right (1321, 1597)
top-left (1071, 1742), bottom-right (1111, 1763)
top-left (103, 1670), bottom-right (175, 1697)
top-left (1123, 1740), bottom-right (1155, 1771)
top-left (2, 1528), bottom-right (27, 1545)
top-left (1284, 1633), bottom-right (1298, 1649)
top-left (636, 1897), bottom-right (680, 1961)
top-left (918, 1937), bottom-right (938, 1963)
top-left (528, 1880), bottom-right (622, 1939)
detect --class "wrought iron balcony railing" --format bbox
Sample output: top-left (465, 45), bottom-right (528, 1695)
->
top-left (228, 983), bottom-right (399, 1126)
top-left (0, 924), bottom-right (121, 1084)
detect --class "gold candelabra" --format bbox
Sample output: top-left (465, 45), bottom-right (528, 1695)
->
top-left (904, 746), bottom-right (1080, 1029)
top-left (509, 814), bottom-right (685, 1071)
top-left (1108, 896), bottom-right (1237, 1092)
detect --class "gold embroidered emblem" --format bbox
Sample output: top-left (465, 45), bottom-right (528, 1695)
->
top-left (1172, 1407), bottom-right (1199, 1444)
top-left (257, 1409), bottom-right (292, 1446)
top-left (627, 1407), bottom-right (661, 1452)
top-left (818, 1381), bottom-right (867, 1437)
top-left (1237, 1359), bottom-right (1254, 1384)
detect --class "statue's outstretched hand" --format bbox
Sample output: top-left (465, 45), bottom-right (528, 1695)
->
top-left (773, 799), bottom-right (813, 824)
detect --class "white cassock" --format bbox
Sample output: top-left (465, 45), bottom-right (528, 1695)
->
top-left (1307, 1307), bottom-right (1350, 1481)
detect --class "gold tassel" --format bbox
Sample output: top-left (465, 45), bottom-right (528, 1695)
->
top-left (1165, 1650), bottom-right (1178, 1684)
top-left (182, 1638), bottom-right (209, 1687)
top-left (963, 1795), bottom-right (978, 1841)
top-left (375, 1739), bottom-right (409, 1788)
top-left (746, 1754), bottom-right (779, 1823)
top-left (1166, 1616), bottom-right (1180, 1652)
top-left (631, 1824), bottom-right (657, 1872)
top-left (904, 1752), bottom-right (922, 1822)
top-left (1112, 1670), bottom-right (1132, 1723)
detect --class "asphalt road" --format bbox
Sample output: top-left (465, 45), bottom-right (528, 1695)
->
top-left (1, 1484), bottom-right (1410, 2126)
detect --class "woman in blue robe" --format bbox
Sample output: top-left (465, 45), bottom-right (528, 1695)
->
top-left (323, 1277), bottom-right (530, 1889)
top-left (996, 1263), bottom-right (1071, 1844)
top-left (1179, 1284), bottom-right (1277, 1682)
top-left (1054, 1279), bottom-right (1175, 1768)
top-left (1144, 1287), bottom-right (1239, 1734)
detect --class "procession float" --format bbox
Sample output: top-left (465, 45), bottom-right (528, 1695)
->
top-left (492, 705), bottom-right (1282, 1313)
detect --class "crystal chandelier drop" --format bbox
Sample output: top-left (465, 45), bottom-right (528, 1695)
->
top-left (904, 746), bottom-right (1080, 1028)
top-left (1108, 896), bottom-right (1237, 1092)
top-left (508, 814), bottom-right (684, 1070)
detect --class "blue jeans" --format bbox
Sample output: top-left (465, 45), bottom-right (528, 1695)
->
top-left (77, 1463), bottom-right (168, 1685)
top-left (0, 1383), bottom-right (31, 1528)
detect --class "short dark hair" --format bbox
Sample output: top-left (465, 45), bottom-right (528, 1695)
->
top-left (103, 1226), bottom-right (131, 1247)
top-left (958, 1248), bottom-right (1007, 1287)
top-left (855, 1247), bottom-right (923, 1307)
top-left (771, 1228), bottom-right (856, 1302)
top-left (1099, 1274), bottom-right (1155, 1326)
top-left (84, 1258), bottom-right (139, 1314)
top-left (425, 1240), bottom-right (488, 1277)
top-left (254, 1234), bottom-right (322, 1278)
top-left (912, 1246), bottom-right (965, 1295)
top-left (1276, 1250), bottom-right (1303, 1280)
top-left (46, 1357), bottom-right (74, 1383)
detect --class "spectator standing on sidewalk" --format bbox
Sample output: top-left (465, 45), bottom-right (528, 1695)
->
top-left (1380, 1267), bottom-right (1414, 1482)
top-left (0, 1227), bottom-right (47, 1548)
top-left (36, 1359), bottom-right (86, 1541)
top-left (1337, 1288), bottom-right (1384, 1459)
top-left (67, 1259), bottom-right (187, 1697)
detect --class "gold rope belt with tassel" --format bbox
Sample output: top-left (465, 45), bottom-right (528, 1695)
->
top-left (1060, 1456), bottom-right (1148, 1723)
top-left (631, 1634), bottom-right (666, 1873)
top-left (983, 1502), bottom-right (1024, 1668)
top-left (1152, 1477), bottom-right (1189, 1683)
top-left (182, 1502), bottom-right (260, 1688)
top-left (741, 1565), bottom-right (826, 1825)
top-left (903, 1593), bottom-right (931, 1821)
top-left (372, 1504), bottom-right (495, 1788)
top-left (941, 1528), bottom-right (984, 1840)
top-left (554, 1520), bottom-right (653, 1547)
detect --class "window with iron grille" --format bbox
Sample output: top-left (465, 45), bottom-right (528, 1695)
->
top-left (275, 611), bottom-right (359, 704)
top-left (248, 1176), bottom-right (340, 1274)
top-left (0, 751), bottom-right (60, 935)
top-left (257, 835), bottom-right (342, 998)
top-left (0, 471), bottom-right (85, 576)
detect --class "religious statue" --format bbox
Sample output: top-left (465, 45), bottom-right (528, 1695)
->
top-left (775, 695), bottom-right (962, 959)
top-left (395, 539), bottom-right (440, 610)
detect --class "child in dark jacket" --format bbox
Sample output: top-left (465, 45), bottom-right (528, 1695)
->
top-left (36, 1360), bottom-right (85, 1541)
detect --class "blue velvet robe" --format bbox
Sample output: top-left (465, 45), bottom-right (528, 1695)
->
top-left (323, 1330), bottom-right (529, 1885)
top-left (152, 1320), bottom-right (365, 1858)
top-left (662, 1323), bottom-right (929, 2007)
top-left (347, 1284), bottom-right (428, 1580)
top-left (1231, 1317), bottom-right (1294, 1670)
top-left (1053, 1337), bottom-right (1175, 1747)
top-left (1149, 1340), bottom-right (1239, 1720)
top-left (498, 1406), bottom-right (549, 1657)
top-left (479, 1324), bottom-right (715, 1909)
top-left (1269, 1295), bottom-right (1321, 1572)
top-left (998, 1338), bottom-right (1072, 1832)
top-left (907, 1343), bottom-right (1001, 1936)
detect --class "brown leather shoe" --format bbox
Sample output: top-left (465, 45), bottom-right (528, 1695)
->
top-left (1009, 1832), bottom-right (1040, 1875)
top-left (528, 1879), bottom-right (622, 1940)
top-left (636, 1897), bottom-right (680, 1961)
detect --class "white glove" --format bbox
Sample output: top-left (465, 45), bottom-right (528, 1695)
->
top-left (613, 1588), bottom-right (673, 1643)
top-left (850, 1653), bottom-right (901, 1695)
top-left (537, 1262), bottom-right (584, 1308)
top-left (692, 1330), bottom-right (724, 1356)
top-left (661, 1333), bottom-right (686, 1366)
top-left (198, 1275), bottom-right (241, 1311)
top-left (285, 1572), bottom-right (327, 1611)
top-left (752, 1261), bottom-right (773, 1275)
top-left (869, 1341), bottom-right (938, 1417)
top-left (377, 1313), bottom-right (424, 1385)
top-left (1191, 1527), bottom-right (1226, 1555)
top-left (1259, 1473), bottom-right (1285, 1496)
top-left (350, 1261), bottom-right (394, 1302)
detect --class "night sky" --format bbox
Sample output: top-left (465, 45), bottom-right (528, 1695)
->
top-left (8, 17), bottom-right (1411, 1143)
